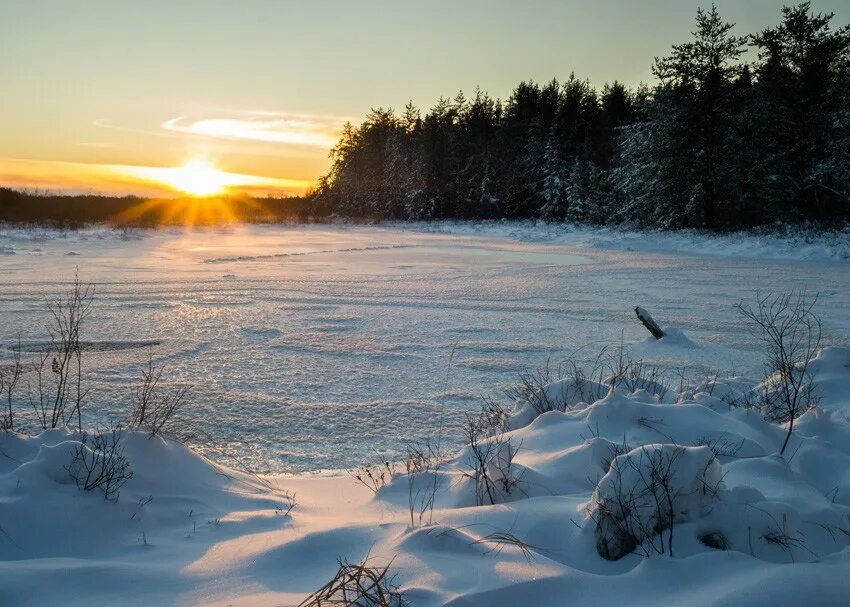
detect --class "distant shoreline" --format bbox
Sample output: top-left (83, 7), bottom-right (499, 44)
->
top-left (3, 188), bottom-right (850, 241)
top-left (1, 218), bottom-right (848, 263)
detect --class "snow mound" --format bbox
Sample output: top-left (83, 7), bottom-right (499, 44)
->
top-left (506, 376), bottom-right (609, 430)
top-left (589, 444), bottom-right (721, 560)
top-left (804, 347), bottom-right (850, 418)
top-left (0, 430), bottom-right (292, 562)
top-left (653, 327), bottom-right (697, 347)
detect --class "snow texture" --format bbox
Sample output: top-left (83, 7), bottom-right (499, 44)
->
top-left (1, 224), bottom-right (848, 473)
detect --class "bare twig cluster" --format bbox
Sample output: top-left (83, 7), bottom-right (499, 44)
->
top-left (609, 357), bottom-right (671, 401)
top-left (756, 511), bottom-right (814, 562)
top-left (719, 388), bottom-right (762, 411)
top-left (461, 413), bottom-right (525, 506)
top-left (693, 436), bottom-right (745, 459)
top-left (129, 351), bottom-right (192, 437)
top-left (506, 356), bottom-right (608, 415)
top-left (277, 490), bottom-right (297, 517)
top-left (0, 335), bottom-right (23, 431)
top-left (504, 343), bottom-right (671, 420)
top-left (66, 429), bottom-right (134, 501)
top-left (477, 398), bottom-right (509, 434)
top-left (297, 553), bottom-right (405, 607)
top-left (29, 272), bottom-right (93, 430)
top-left (600, 438), bottom-right (632, 474)
top-left (404, 438), bottom-right (442, 528)
top-left (352, 461), bottom-right (396, 493)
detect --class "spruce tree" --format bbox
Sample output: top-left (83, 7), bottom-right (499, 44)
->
top-left (651, 4), bottom-right (747, 228)
top-left (752, 2), bottom-right (850, 221)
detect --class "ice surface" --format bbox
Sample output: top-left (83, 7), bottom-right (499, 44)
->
top-left (1, 223), bottom-right (848, 472)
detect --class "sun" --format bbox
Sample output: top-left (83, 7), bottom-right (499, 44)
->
top-left (164, 159), bottom-right (230, 196)
top-left (112, 158), bottom-right (311, 201)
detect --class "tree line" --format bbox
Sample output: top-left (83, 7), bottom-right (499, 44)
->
top-left (0, 188), bottom-right (314, 226)
top-left (311, 3), bottom-right (850, 230)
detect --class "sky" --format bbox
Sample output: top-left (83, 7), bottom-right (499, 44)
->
top-left (1, 0), bottom-right (847, 197)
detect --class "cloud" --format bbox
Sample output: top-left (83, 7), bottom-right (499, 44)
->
top-left (161, 112), bottom-right (347, 148)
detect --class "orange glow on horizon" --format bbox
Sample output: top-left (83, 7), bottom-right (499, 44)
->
top-left (113, 195), bottom-right (263, 226)
top-left (0, 156), bottom-right (314, 198)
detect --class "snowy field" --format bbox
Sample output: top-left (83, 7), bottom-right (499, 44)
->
top-left (3, 222), bottom-right (850, 606)
top-left (1, 222), bottom-right (849, 473)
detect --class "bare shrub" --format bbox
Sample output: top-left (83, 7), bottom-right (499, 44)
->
top-left (601, 438), bottom-right (632, 474)
top-left (277, 490), bottom-right (297, 517)
top-left (504, 359), bottom-right (563, 415)
top-left (66, 429), bottom-right (133, 501)
top-left (461, 414), bottom-right (525, 506)
top-left (129, 352), bottom-right (191, 437)
top-left (736, 292), bottom-right (822, 455)
top-left (29, 272), bottom-right (93, 430)
top-left (611, 359), bottom-right (671, 401)
top-left (404, 438), bottom-right (441, 475)
top-left (297, 553), bottom-right (405, 607)
top-left (478, 397), bottom-right (509, 434)
top-left (398, 345), bottom-right (458, 527)
top-left (506, 356), bottom-right (609, 415)
top-left (588, 445), bottom-right (721, 560)
top-left (404, 438), bottom-right (443, 528)
top-left (0, 335), bottom-right (23, 431)
top-left (720, 388), bottom-right (761, 411)
top-left (504, 345), bottom-right (669, 420)
top-left (605, 338), bottom-right (670, 401)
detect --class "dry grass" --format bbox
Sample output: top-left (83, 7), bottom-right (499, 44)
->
top-left (298, 553), bottom-right (405, 607)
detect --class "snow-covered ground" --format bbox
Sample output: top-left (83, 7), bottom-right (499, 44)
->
top-left (401, 220), bottom-right (850, 262)
top-left (1, 223), bottom-right (849, 472)
top-left (2, 222), bottom-right (850, 605)
top-left (3, 344), bottom-right (850, 605)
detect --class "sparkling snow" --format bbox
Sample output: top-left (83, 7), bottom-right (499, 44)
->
top-left (1, 223), bottom-right (848, 472)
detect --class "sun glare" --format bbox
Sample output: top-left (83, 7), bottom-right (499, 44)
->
top-left (164, 159), bottom-right (229, 196)
top-left (112, 160), bottom-right (309, 198)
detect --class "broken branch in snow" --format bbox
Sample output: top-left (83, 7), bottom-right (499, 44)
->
top-left (634, 307), bottom-right (665, 339)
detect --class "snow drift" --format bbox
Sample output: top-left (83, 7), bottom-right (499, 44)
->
top-left (3, 347), bottom-right (850, 605)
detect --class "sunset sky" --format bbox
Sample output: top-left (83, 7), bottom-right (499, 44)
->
top-left (2, 0), bottom-right (846, 197)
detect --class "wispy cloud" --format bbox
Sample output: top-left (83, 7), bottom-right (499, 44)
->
top-left (161, 111), bottom-right (347, 148)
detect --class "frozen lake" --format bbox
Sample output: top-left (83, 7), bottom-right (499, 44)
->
top-left (1, 223), bottom-right (848, 472)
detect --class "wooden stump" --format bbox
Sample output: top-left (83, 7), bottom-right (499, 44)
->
top-left (634, 307), bottom-right (665, 339)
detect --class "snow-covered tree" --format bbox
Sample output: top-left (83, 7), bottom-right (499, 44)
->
top-left (539, 126), bottom-right (568, 220)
